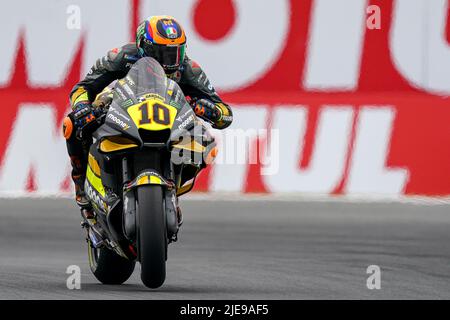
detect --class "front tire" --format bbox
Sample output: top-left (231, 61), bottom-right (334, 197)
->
top-left (87, 245), bottom-right (135, 285)
top-left (137, 185), bottom-right (167, 289)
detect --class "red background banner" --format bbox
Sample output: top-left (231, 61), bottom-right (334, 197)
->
top-left (0, 0), bottom-right (449, 196)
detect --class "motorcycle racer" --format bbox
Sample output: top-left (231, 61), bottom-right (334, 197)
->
top-left (63, 15), bottom-right (233, 208)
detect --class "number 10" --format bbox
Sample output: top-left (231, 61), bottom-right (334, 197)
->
top-left (139, 102), bottom-right (170, 125)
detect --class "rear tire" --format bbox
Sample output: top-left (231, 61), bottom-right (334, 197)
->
top-left (88, 245), bottom-right (135, 285)
top-left (137, 185), bottom-right (167, 288)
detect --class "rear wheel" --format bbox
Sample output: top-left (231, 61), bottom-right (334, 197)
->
top-left (137, 185), bottom-right (167, 288)
top-left (87, 244), bottom-right (135, 285)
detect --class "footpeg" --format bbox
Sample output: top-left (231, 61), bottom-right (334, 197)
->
top-left (88, 228), bottom-right (104, 248)
top-left (80, 208), bottom-right (97, 227)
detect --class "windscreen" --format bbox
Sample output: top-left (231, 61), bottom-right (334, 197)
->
top-left (112, 57), bottom-right (184, 108)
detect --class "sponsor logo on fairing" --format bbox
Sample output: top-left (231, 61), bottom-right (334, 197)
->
top-left (107, 113), bottom-right (130, 130)
top-left (121, 99), bottom-right (134, 108)
top-left (85, 182), bottom-right (109, 212)
top-left (138, 93), bottom-right (165, 102)
top-left (114, 87), bottom-right (128, 101)
top-left (109, 105), bottom-right (131, 121)
top-left (177, 114), bottom-right (195, 130)
top-left (125, 75), bottom-right (135, 86)
top-left (176, 109), bottom-right (193, 122)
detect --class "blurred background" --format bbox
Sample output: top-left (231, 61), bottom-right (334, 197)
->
top-left (0, 0), bottom-right (449, 300)
top-left (0, 0), bottom-right (449, 197)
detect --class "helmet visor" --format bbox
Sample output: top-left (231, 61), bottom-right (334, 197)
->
top-left (143, 42), bottom-right (186, 73)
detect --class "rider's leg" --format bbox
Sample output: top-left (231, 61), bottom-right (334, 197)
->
top-left (65, 130), bottom-right (92, 208)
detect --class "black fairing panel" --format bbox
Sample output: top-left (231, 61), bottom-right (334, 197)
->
top-left (89, 141), bottom-right (118, 190)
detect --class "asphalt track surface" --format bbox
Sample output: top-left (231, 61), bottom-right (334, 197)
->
top-left (0, 197), bottom-right (449, 299)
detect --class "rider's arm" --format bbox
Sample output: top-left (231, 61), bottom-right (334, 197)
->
top-left (69, 44), bottom-right (137, 108)
top-left (179, 56), bottom-right (233, 129)
top-left (66, 45), bottom-right (137, 140)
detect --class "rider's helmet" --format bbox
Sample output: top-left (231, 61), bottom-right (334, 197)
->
top-left (136, 15), bottom-right (187, 74)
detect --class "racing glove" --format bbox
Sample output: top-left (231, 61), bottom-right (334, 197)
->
top-left (191, 98), bottom-right (233, 129)
top-left (191, 99), bottom-right (223, 128)
top-left (66, 101), bottom-right (100, 140)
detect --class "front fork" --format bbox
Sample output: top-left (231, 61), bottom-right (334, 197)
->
top-left (121, 156), bottom-right (180, 244)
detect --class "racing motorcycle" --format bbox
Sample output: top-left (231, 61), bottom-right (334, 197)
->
top-left (81, 57), bottom-right (217, 288)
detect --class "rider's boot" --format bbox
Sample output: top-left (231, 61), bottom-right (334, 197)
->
top-left (70, 161), bottom-right (96, 224)
top-left (72, 162), bottom-right (98, 228)
top-left (73, 174), bottom-right (90, 208)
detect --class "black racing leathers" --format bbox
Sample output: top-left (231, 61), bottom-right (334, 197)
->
top-left (66, 43), bottom-right (233, 205)
top-left (69, 43), bottom-right (233, 129)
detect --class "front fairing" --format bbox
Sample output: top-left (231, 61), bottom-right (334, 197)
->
top-left (96, 57), bottom-right (199, 147)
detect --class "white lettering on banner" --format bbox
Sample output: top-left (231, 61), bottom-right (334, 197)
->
top-left (345, 107), bottom-right (408, 195)
top-left (0, 105), bottom-right (409, 195)
top-left (142, 0), bottom-right (290, 91)
top-left (263, 106), bottom-right (353, 193)
top-left (391, 0), bottom-right (450, 95)
top-left (303, 0), bottom-right (368, 90)
top-left (0, 0), bottom-right (129, 86)
top-left (2, 0), bottom-right (450, 95)
top-left (0, 105), bottom-right (69, 194)
top-left (210, 106), bottom-right (268, 192)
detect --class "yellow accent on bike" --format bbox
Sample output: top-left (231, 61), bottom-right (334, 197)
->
top-left (100, 137), bottom-right (139, 153)
top-left (172, 139), bottom-right (206, 153)
top-left (136, 176), bottom-right (164, 186)
top-left (127, 99), bottom-right (177, 131)
top-left (88, 153), bottom-right (101, 177)
top-left (137, 175), bottom-right (163, 186)
top-left (176, 180), bottom-right (195, 196)
top-left (141, 93), bottom-right (165, 101)
top-left (86, 166), bottom-right (105, 197)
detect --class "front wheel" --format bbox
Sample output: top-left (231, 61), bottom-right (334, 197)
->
top-left (137, 185), bottom-right (167, 288)
top-left (87, 245), bottom-right (135, 285)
